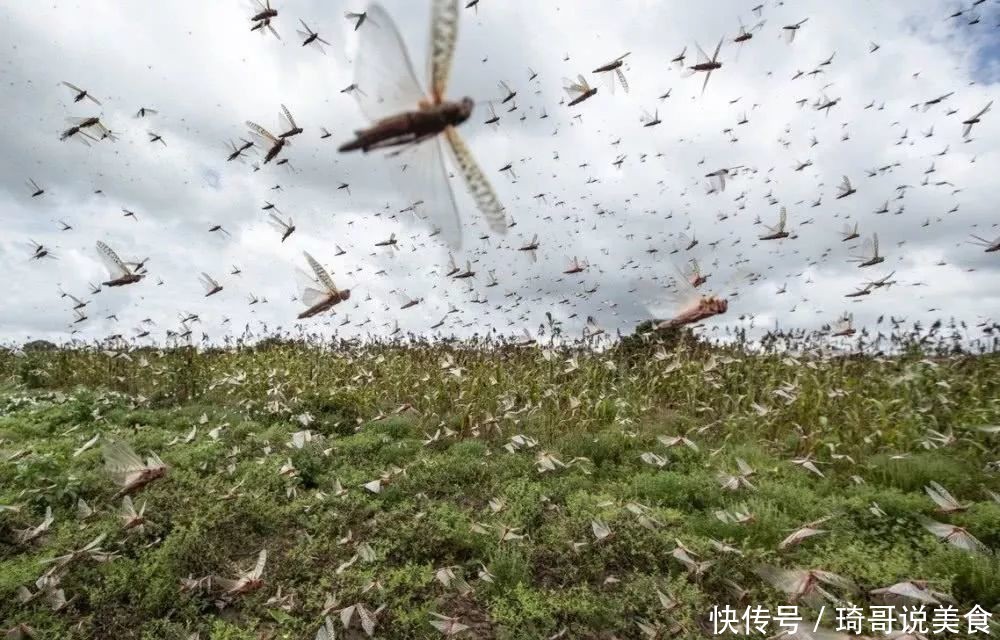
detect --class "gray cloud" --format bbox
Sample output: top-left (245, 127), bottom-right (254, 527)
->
top-left (1, 0), bottom-right (998, 345)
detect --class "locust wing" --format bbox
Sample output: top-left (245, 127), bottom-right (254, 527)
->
top-left (429, 0), bottom-right (460, 101)
top-left (563, 75), bottom-right (590, 97)
top-left (316, 617), bottom-right (337, 640)
top-left (671, 46), bottom-right (687, 69)
top-left (681, 42), bottom-right (711, 79)
top-left (837, 175), bottom-right (853, 195)
top-left (971, 100), bottom-right (992, 120)
top-left (250, 549), bottom-right (267, 579)
top-left (444, 127), bottom-right (508, 235)
top-left (303, 251), bottom-right (338, 295)
top-left (639, 266), bottom-right (700, 321)
top-left (96, 241), bottom-right (131, 278)
top-left (762, 207), bottom-right (787, 234)
top-left (600, 68), bottom-right (618, 96)
top-left (396, 135), bottom-right (464, 249)
top-left (280, 104), bottom-right (297, 131)
top-left (199, 273), bottom-right (220, 294)
top-left (101, 438), bottom-right (147, 487)
top-left (834, 314), bottom-right (852, 333)
top-left (675, 232), bottom-right (697, 251)
top-left (681, 259), bottom-right (706, 286)
top-left (859, 235), bottom-right (877, 260)
top-left (615, 68), bottom-right (629, 93)
top-left (296, 268), bottom-right (331, 308)
top-left (707, 171), bottom-right (727, 192)
top-left (756, 566), bottom-right (809, 594)
top-left (268, 212), bottom-right (291, 231)
top-left (246, 121), bottom-right (281, 147)
top-left (213, 575), bottom-right (239, 593)
top-left (712, 36), bottom-right (724, 62)
top-left (353, 3), bottom-right (426, 122)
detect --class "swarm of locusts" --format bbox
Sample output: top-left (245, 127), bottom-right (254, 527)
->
top-left (5, 0), bottom-right (1000, 635)
top-left (2, 319), bottom-right (1000, 639)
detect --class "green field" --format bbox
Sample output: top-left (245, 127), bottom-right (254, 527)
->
top-left (2, 337), bottom-right (999, 639)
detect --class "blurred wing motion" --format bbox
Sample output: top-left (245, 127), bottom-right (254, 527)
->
top-left (398, 138), bottom-right (464, 249)
top-left (640, 265), bottom-right (700, 322)
top-left (295, 266), bottom-right (331, 308)
top-left (860, 234), bottom-right (879, 259)
top-left (563, 75), bottom-right (594, 104)
top-left (756, 565), bottom-right (805, 593)
top-left (352, 4), bottom-right (426, 122)
top-left (268, 212), bottom-right (294, 235)
top-left (685, 43), bottom-right (711, 77)
top-left (199, 273), bottom-right (222, 295)
top-left (680, 259), bottom-right (706, 287)
top-left (564, 75), bottom-right (587, 95)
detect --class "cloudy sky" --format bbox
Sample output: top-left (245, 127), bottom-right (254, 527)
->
top-left (1, 0), bottom-right (998, 345)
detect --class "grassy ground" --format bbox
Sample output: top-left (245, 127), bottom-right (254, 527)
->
top-left (1, 340), bottom-right (999, 639)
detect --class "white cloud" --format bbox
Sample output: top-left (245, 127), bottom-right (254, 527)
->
top-left (1, 0), bottom-right (998, 345)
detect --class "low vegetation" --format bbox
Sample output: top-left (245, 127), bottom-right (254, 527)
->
top-left (1, 336), bottom-right (999, 638)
